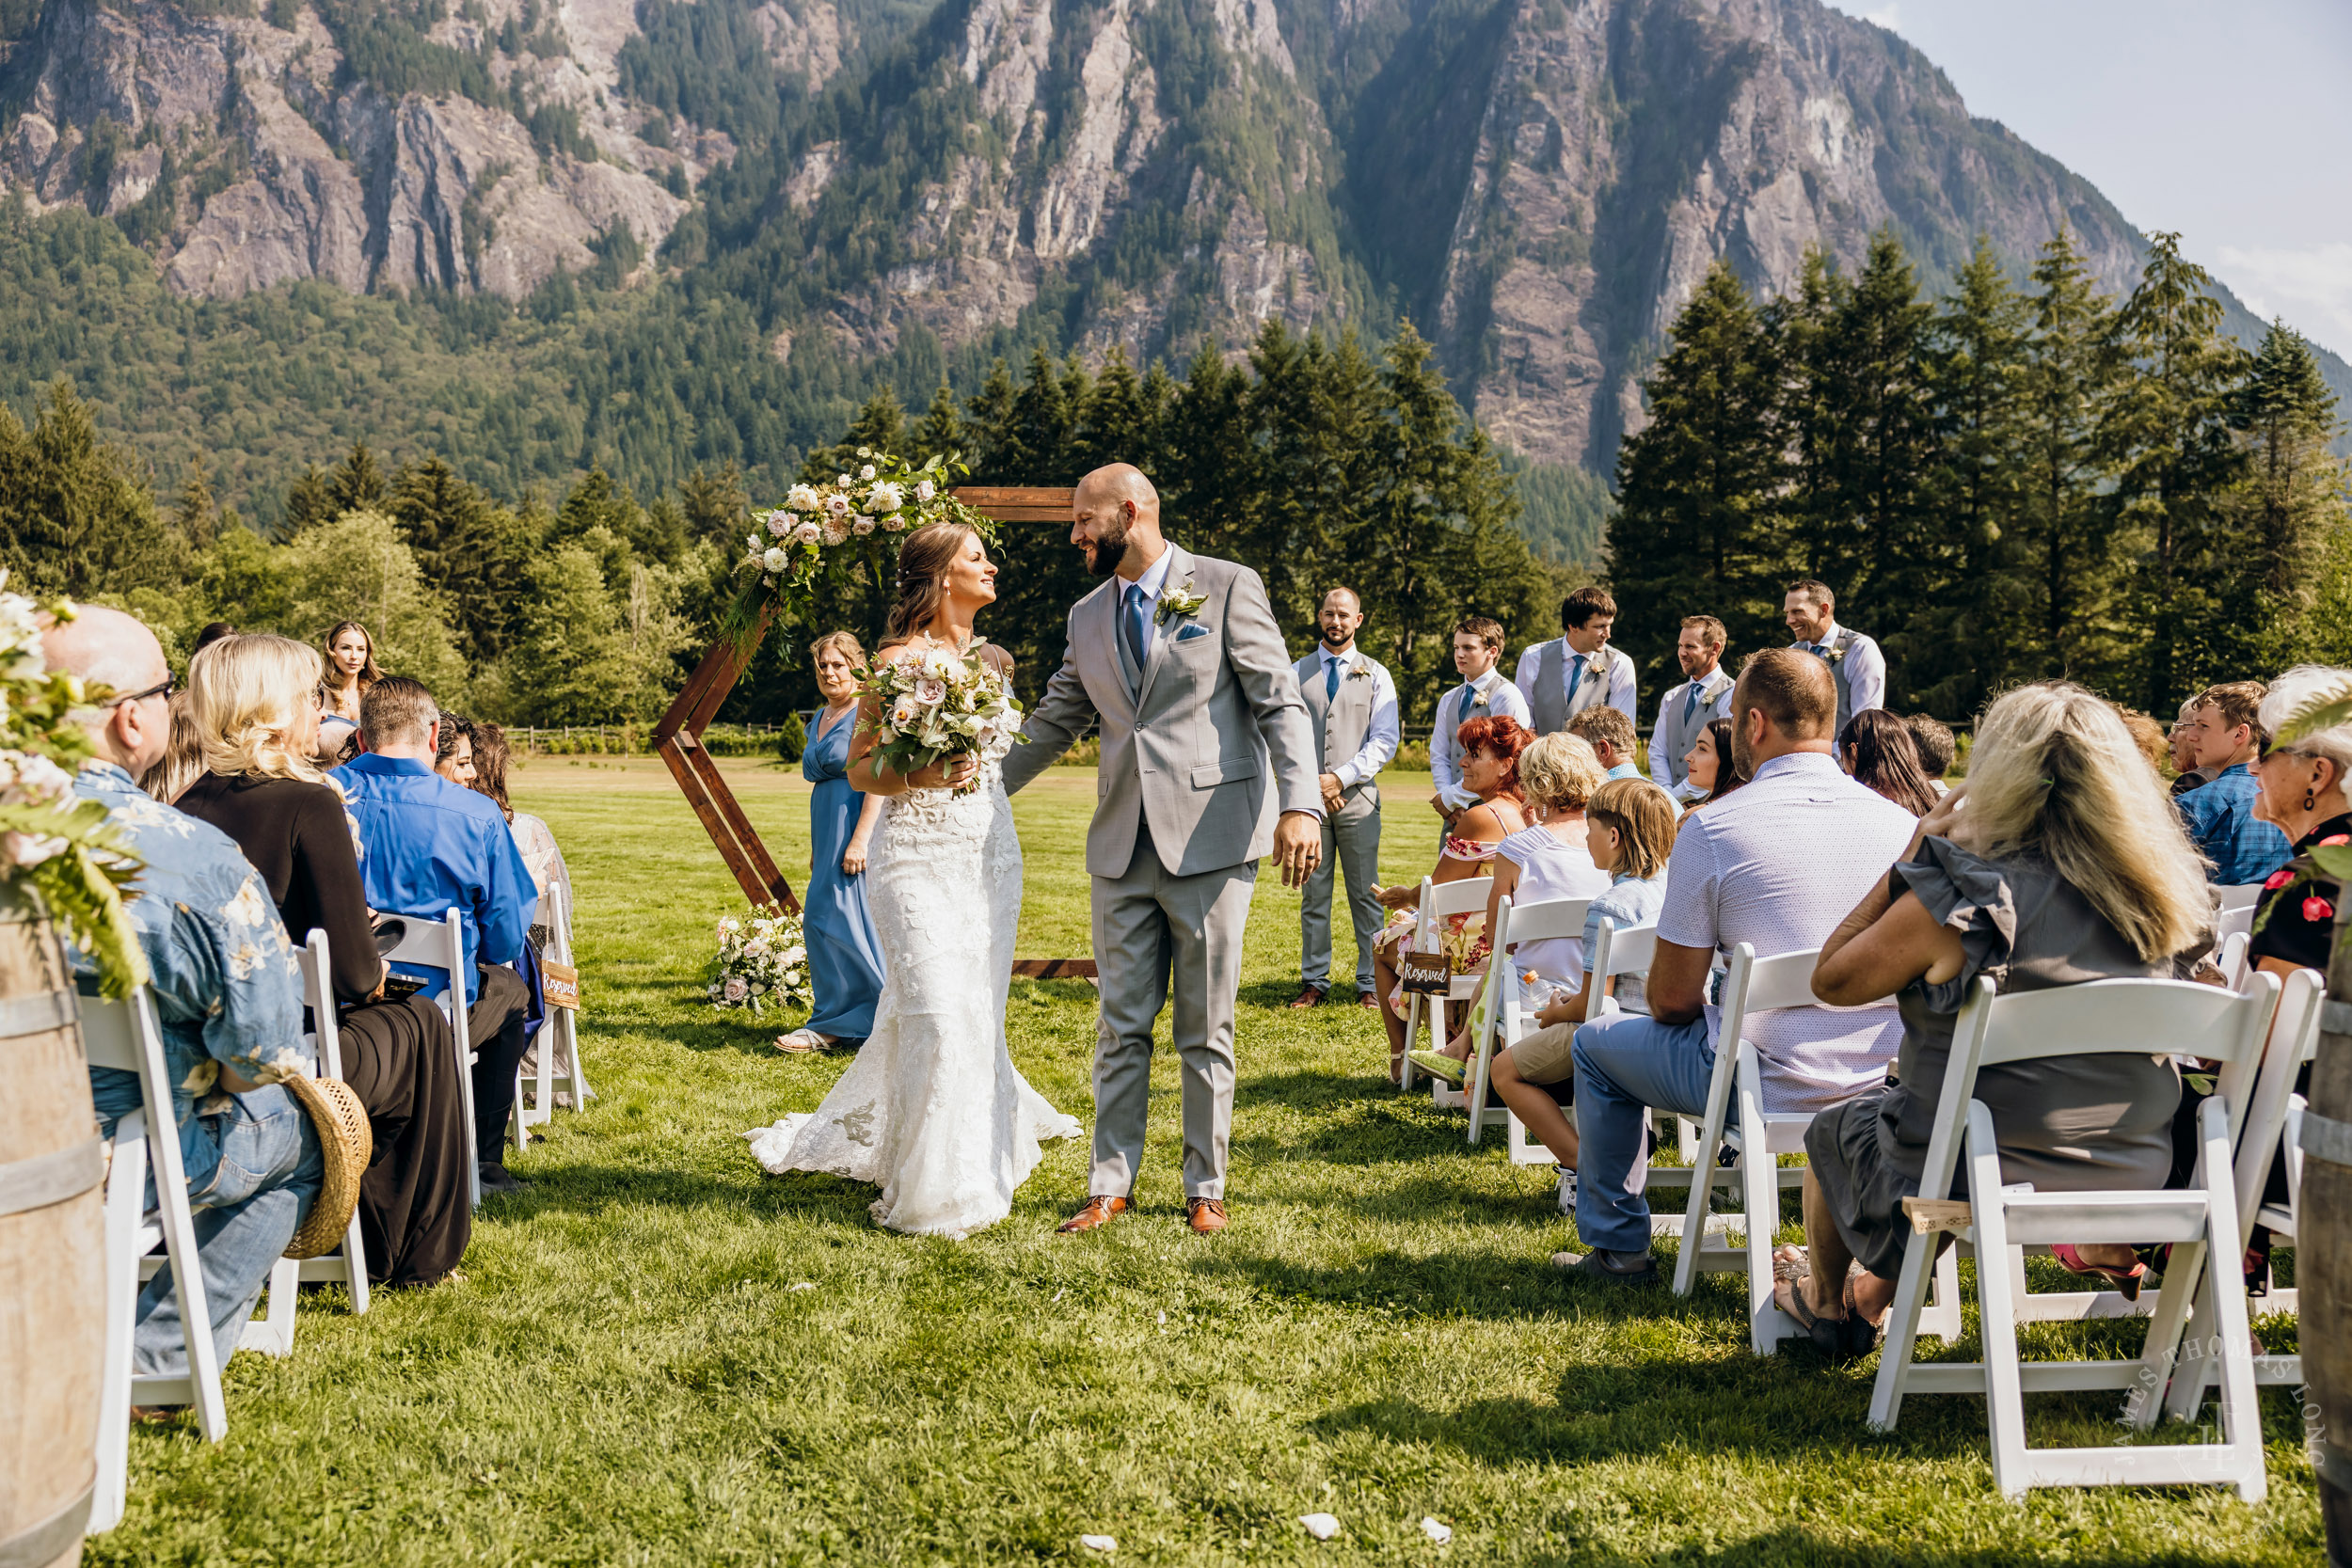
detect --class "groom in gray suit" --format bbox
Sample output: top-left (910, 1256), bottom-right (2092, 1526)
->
top-left (998, 464), bottom-right (1323, 1236)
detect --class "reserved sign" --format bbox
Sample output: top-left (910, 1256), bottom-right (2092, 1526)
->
top-left (542, 959), bottom-right (580, 1011)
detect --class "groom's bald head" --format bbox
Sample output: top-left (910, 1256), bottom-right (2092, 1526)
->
top-left (1072, 463), bottom-right (1164, 578)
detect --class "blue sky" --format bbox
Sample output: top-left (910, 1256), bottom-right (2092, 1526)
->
top-left (1822, 0), bottom-right (2352, 361)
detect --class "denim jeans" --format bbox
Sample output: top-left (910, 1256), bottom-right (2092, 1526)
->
top-left (1571, 1010), bottom-right (1717, 1255)
top-left (135, 1084), bottom-right (324, 1378)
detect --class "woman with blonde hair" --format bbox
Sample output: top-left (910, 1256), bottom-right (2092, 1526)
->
top-left (174, 632), bottom-right (473, 1286)
top-left (1777, 682), bottom-right (2209, 1356)
top-left (774, 629), bottom-right (888, 1054)
top-left (1410, 731), bottom-right (1609, 1086)
top-left (138, 689), bottom-right (208, 805)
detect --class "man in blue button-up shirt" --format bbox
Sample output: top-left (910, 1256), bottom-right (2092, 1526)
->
top-left (333, 676), bottom-right (537, 1192)
top-left (46, 606), bottom-right (323, 1382)
top-left (2176, 681), bottom-right (2293, 886)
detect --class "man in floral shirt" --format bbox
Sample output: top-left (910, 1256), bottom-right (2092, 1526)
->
top-left (45, 606), bottom-right (321, 1383)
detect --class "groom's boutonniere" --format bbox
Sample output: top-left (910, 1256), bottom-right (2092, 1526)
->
top-left (1156, 582), bottom-right (1207, 625)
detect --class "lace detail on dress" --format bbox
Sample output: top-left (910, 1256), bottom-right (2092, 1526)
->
top-left (744, 763), bottom-right (1079, 1238)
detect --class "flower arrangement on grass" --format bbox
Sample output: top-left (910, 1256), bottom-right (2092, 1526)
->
top-left (708, 906), bottom-right (813, 1016)
top-left (861, 641), bottom-right (1024, 796)
top-left (721, 450), bottom-right (997, 643)
top-left (0, 577), bottom-right (145, 994)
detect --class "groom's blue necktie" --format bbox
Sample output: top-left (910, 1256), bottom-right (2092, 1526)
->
top-left (1324, 655), bottom-right (1342, 701)
top-left (1121, 584), bottom-right (1150, 673)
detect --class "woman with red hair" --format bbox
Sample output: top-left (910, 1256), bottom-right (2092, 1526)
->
top-left (1368, 713), bottom-right (1532, 1080)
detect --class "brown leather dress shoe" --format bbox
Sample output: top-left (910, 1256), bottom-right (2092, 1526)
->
top-left (1057, 1196), bottom-right (1129, 1233)
top-left (1185, 1197), bottom-right (1228, 1234)
top-left (1288, 985), bottom-right (1327, 1009)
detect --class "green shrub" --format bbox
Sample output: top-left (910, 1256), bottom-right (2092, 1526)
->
top-left (776, 709), bottom-right (807, 763)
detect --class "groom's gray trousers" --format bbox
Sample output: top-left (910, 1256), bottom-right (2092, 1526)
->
top-left (1091, 824), bottom-right (1256, 1200)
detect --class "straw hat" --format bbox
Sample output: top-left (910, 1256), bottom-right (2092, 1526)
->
top-left (280, 1073), bottom-right (373, 1259)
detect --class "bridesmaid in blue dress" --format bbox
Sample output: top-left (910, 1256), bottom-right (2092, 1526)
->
top-left (775, 632), bottom-right (888, 1053)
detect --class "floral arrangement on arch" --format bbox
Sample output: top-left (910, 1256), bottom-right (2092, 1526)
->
top-left (0, 576), bottom-right (146, 995)
top-left (721, 449), bottom-right (997, 642)
top-left (707, 906), bottom-right (813, 1016)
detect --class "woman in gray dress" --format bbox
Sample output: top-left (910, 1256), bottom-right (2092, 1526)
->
top-left (1778, 682), bottom-right (2213, 1356)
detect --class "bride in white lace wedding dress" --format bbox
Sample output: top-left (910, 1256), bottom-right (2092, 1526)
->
top-left (744, 523), bottom-right (1078, 1238)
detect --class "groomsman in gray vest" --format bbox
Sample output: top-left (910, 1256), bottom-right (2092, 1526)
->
top-left (1289, 588), bottom-right (1399, 1009)
top-left (1430, 615), bottom-right (1530, 826)
top-left (1650, 614), bottom-right (1736, 801)
top-left (1782, 578), bottom-right (1885, 736)
top-left (1517, 585), bottom-right (1637, 736)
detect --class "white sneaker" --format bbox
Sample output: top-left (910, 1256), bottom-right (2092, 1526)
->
top-left (1556, 1164), bottom-right (1578, 1215)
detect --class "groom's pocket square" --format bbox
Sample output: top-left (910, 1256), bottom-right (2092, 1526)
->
top-left (1174, 623), bottom-right (1213, 642)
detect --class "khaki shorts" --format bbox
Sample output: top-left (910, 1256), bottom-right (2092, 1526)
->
top-left (1506, 1021), bottom-right (1579, 1086)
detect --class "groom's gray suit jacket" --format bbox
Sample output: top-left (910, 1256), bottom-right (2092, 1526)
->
top-left (998, 544), bottom-right (1319, 873)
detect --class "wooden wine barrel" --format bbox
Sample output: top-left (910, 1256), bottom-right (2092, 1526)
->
top-left (2314, 900), bottom-right (2352, 1568)
top-left (0, 891), bottom-right (103, 1568)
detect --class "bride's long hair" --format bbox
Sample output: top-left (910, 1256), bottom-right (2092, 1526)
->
top-left (883, 520), bottom-right (980, 646)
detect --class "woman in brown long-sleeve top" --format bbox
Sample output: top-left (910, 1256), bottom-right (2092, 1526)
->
top-left (177, 633), bottom-right (472, 1288)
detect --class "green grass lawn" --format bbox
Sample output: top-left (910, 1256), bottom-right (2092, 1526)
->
top-left (91, 758), bottom-right (2321, 1565)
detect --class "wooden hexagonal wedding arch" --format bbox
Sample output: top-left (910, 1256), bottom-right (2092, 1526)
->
top-left (652, 485), bottom-right (1097, 979)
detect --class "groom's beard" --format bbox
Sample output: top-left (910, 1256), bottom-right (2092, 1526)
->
top-left (1083, 521), bottom-right (1132, 578)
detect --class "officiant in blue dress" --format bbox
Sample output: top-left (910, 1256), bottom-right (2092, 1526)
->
top-left (775, 631), bottom-right (888, 1053)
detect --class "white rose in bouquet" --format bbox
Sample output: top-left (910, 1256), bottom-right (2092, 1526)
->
top-left (826, 493), bottom-right (852, 517)
top-left (914, 677), bottom-right (946, 705)
top-left (882, 514), bottom-right (907, 531)
top-left (915, 479), bottom-right (936, 502)
top-left (762, 546), bottom-right (790, 573)
top-left (787, 483), bottom-right (823, 511)
top-left (852, 517), bottom-right (876, 536)
top-left (766, 511), bottom-right (794, 536)
top-left (860, 464), bottom-right (876, 480)
top-left (793, 520), bottom-right (821, 544)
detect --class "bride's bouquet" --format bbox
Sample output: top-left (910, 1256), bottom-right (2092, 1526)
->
top-left (862, 642), bottom-right (1024, 795)
top-left (707, 907), bottom-right (813, 1015)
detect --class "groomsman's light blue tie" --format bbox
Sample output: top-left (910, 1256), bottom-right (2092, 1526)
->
top-left (1122, 584), bottom-right (1150, 671)
top-left (1325, 656), bottom-right (1341, 701)
top-left (1682, 685), bottom-right (1699, 727)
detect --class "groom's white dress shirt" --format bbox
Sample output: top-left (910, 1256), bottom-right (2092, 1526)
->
top-left (1311, 646), bottom-right (1400, 788)
top-left (1431, 670), bottom-right (1531, 811)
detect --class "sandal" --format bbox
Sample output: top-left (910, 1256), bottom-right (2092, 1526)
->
top-left (1406, 1050), bottom-right (1468, 1087)
top-left (774, 1029), bottom-right (825, 1054)
top-left (1772, 1247), bottom-right (1873, 1364)
top-left (2052, 1243), bottom-right (2149, 1301)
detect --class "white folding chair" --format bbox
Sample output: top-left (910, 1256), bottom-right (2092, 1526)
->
top-left (381, 910), bottom-right (482, 1206)
top-left (1464, 894), bottom-right (1592, 1147)
top-left (1866, 972), bottom-right (2280, 1503)
top-left (2215, 930), bottom-right (2251, 990)
top-left (279, 929), bottom-right (370, 1323)
top-left (1664, 944), bottom-right (1888, 1353)
top-left (2156, 967), bottom-right (2323, 1419)
top-left (1397, 875), bottom-right (1491, 1096)
top-left (85, 986), bottom-right (225, 1534)
top-left (519, 879), bottom-right (591, 1131)
top-left (2216, 882), bottom-right (2265, 915)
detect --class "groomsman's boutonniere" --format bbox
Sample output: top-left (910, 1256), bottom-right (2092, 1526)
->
top-left (1156, 582), bottom-right (1207, 625)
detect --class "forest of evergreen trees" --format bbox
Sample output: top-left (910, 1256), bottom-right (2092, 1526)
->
top-left (1611, 228), bottom-right (2352, 721)
top-left (0, 322), bottom-right (1555, 726)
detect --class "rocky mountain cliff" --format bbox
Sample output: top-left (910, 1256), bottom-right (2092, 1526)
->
top-left (1, 0), bottom-right (2341, 484)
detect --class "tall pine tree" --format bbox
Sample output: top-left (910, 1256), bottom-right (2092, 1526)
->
top-left (2015, 230), bottom-right (2127, 684)
top-left (2230, 320), bottom-right (2348, 665)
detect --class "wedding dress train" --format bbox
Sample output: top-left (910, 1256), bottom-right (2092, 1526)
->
top-left (745, 765), bottom-right (1079, 1238)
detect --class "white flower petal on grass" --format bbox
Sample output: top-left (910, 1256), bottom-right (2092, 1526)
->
top-left (788, 1281), bottom-right (816, 1291)
top-left (1421, 1517), bottom-right (1453, 1545)
top-left (1298, 1513), bottom-right (1341, 1541)
top-left (1079, 1536), bottom-right (1116, 1553)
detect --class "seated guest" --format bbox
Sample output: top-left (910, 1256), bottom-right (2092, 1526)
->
top-left (1414, 733), bottom-right (1612, 1085)
top-left (1559, 650), bottom-right (1917, 1286)
top-left (1784, 684), bottom-right (2206, 1352)
top-left (1567, 705), bottom-right (1643, 782)
top-left (1838, 709), bottom-right (1941, 816)
top-left (2169, 696), bottom-right (2218, 798)
top-left (1903, 714), bottom-right (1956, 797)
top-left (435, 713), bottom-right (478, 787)
top-left (336, 677), bottom-right (539, 1195)
top-left (1486, 779), bottom-right (1678, 1198)
top-left (176, 634), bottom-right (473, 1285)
top-left (1681, 716), bottom-right (1746, 815)
top-left (468, 722), bottom-right (568, 904)
top-left (42, 607), bottom-right (324, 1380)
top-left (1430, 616), bottom-right (1531, 829)
top-left (1369, 715), bottom-right (1531, 1082)
top-left (2177, 681), bottom-right (2294, 884)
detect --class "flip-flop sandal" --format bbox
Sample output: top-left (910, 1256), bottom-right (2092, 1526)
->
top-left (774, 1030), bottom-right (824, 1054)
top-left (2052, 1243), bottom-right (2149, 1301)
top-left (1775, 1250), bottom-right (1870, 1364)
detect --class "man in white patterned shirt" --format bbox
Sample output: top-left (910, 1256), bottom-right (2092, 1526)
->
top-left (1429, 616), bottom-right (1531, 825)
top-left (1518, 586), bottom-right (1637, 736)
top-left (1291, 588), bottom-right (1399, 1007)
top-left (1559, 648), bottom-right (1916, 1286)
